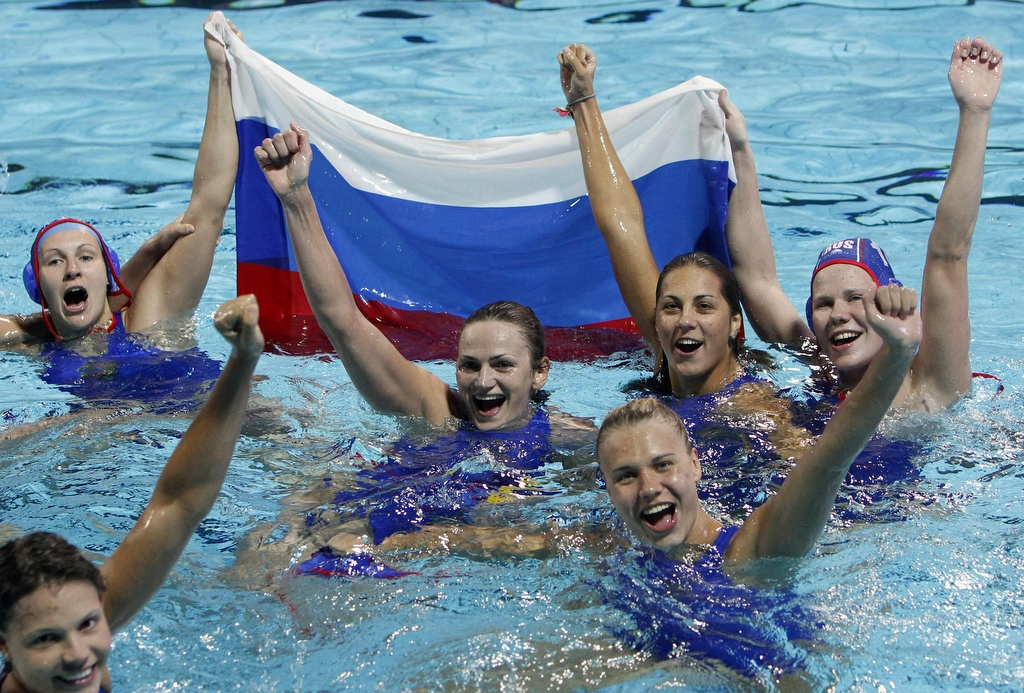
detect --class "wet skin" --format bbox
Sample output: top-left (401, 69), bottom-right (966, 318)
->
top-left (656, 266), bottom-right (743, 396)
top-left (599, 419), bottom-right (720, 558)
top-left (810, 264), bottom-right (885, 386)
top-left (0, 582), bottom-right (112, 693)
top-left (455, 320), bottom-right (548, 431)
top-left (36, 229), bottom-right (115, 340)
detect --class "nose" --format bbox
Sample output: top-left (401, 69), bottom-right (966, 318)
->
top-left (638, 468), bottom-right (660, 501)
top-left (60, 633), bottom-right (90, 670)
top-left (63, 257), bottom-right (81, 280)
top-left (474, 364), bottom-right (496, 390)
top-left (674, 305), bottom-right (697, 330)
top-left (828, 302), bottom-right (851, 325)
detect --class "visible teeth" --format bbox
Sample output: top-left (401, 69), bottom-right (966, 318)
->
top-left (61, 666), bottom-right (93, 682)
top-left (677, 339), bottom-right (701, 345)
top-left (642, 502), bottom-right (672, 516)
top-left (831, 331), bottom-right (859, 343)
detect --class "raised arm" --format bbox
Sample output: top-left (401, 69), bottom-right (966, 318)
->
top-left (126, 13), bottom-right (241, 330)
top-left (729, 284), bottom-right (921, 561)
top-left (912, 37), bottom-right (1002, 408)
top-left (720, 90), bottom-right (813, 344)
top-left (110, 218), bottom-right (195, 313)
top-left (99, 294), bottom-right (262, 631)
top-left (254, 124), bottom-right (454, 423)
top-left (560, 44), bottom-right (661, 351)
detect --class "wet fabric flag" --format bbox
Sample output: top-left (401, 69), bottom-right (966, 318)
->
top-left (207, 15), bottom-right (736, 359)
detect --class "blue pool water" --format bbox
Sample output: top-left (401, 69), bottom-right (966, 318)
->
top-left (1, 0), bottom-right (1023, 690)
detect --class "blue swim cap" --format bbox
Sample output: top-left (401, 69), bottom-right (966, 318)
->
top-left (805, 238), bottom-right (901, 327)
top-left (23, 218), bottom-right (129, 305)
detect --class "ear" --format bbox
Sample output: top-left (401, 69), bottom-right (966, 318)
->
top-left (689, 446), bottom-right (702, 482)
top-left (729, 312), bottom-right (742, 341)
top-left (532, 356), bottom-right (550, 391)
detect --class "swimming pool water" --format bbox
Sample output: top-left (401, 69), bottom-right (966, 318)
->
top-left (1, 0), bottom-right (1023, 690)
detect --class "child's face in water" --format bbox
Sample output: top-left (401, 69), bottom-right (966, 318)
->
top-left (0, 581), bottom-right (111, 693)
top-left (455, 320), bottom-right (548, 431)
top-left (599, 419), bottom-right (704, 551)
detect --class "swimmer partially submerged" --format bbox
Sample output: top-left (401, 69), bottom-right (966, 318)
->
top-left (0, 13), bottom-right (243, 351)
top-left (0, 294), bottom-right (263, 693)
top-left (724, 36), bottom-right (1003, 411)
top-left (597, 283), bottom-right (920, 566)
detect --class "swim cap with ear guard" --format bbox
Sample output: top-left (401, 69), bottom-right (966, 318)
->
top-left (805, 238), bottom-right (901, 327)
top-left (23, 218), bottom-right (129, 305)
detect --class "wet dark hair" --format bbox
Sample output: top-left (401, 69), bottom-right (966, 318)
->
top-left (596, 398), bottom-right (690, 464)
top-left (0, 532), bottom-right (105, 631)
top-left (463, 301), bottom-right (546, 371)
top-left (656, 252), bottom-right (742, 323)
top-left (654, 251), bottom-right (743, 358)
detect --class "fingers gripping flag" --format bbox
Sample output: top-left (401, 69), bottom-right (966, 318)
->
top-left (208, 16), bottom-right (736, 360)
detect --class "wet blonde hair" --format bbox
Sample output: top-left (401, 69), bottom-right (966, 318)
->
top-left (596, 398), bottom-right (691, 464)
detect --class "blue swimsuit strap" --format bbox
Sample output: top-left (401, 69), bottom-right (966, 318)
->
top-left (712, 525), bottom-right (740, 555)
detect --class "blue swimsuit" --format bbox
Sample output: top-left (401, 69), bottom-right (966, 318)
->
top-left (317, 408), bottom-right (557, 544)
top-left (38, 313), bottom-right (222, 414)
top-left (601, 526), bottom-right (816, 679)
top-left (663, 372), bottom-right (924, 524)
top-left (786, 385), bottom-right (924, 523)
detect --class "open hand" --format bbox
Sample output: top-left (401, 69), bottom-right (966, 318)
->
top-left (254, 123), bottom-right (313, 201)
top-left (215, 294), bottom-right (264, 361)
top-left (147, 216), bottom-right (195, 255)
top-left (204, 11), bottom-right (244, 73)
top-left (863, 284), bottom-right (921, 356)
top-left (949, 36), bottom-right (1002, 112)
top-left (558, 43), bottom-right (596, 104)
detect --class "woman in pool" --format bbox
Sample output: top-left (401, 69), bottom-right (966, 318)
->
top-left (710, 36), bottom-right (1002, 412)
top-left (559, 44), bottom-right (811, 490)
top-left (597, 283), bottom-right (920, 564)
top-left (559, 45), bottom-right (773, 402)
top-left (0, 14), bottom-right (242, 349)
top-left (254, 124), bottom-right (552, 433)
top-left (562, 37), bottom-right (1000, 414)
top-left (243, 122), bottom-right (597, 570)
top-left (0, 294), bottom-right (262, 693)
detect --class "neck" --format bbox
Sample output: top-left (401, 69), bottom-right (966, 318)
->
top-left (664, 509), bottom-right (723, 560)
top-left (51, 305), bottom-right (116, 342)
top-left (669, 354), bottom-right (741, 399)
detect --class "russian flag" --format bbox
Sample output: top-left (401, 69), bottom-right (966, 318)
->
top-left (209, 16), bottom-right (736, 360)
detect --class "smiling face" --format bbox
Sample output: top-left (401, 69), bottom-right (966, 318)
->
top-left (36, 229), bottom-right (114, 340)
top-left (810, 264), bottom-right (884, 386)
top-left (655, 265), bottom-right (742, 395)
top-left (455, 320), bottom-right (549, 431)
top-left (598, 418), bottom-right (708, 553)
top-left (0, 581), bottom-right (111, 693)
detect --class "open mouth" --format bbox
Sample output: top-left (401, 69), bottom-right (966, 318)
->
top-left (63, 286), bottom-right (89, 314)
top-left (472, 393), bottom-right (506, 418)
top-left (674, 338), bottom-right (702, 355)
top-left (56, 664), bottom-right (96, 688)
top-left (829, 330), bottom-right (860, 348)
top-left (640, 502), bottom-right (677, 534)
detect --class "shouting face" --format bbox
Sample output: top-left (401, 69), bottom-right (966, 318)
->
top-left (599, 418), bottom-right (705, 552)
top-left (36, 228), bottom-right (114, 340)
top-left (655, 265), bottom-right (742, 395)
top-left (455, 320), bottom-right (549, 431)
